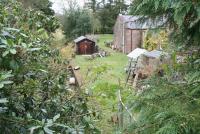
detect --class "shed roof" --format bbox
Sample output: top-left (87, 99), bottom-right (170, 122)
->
top-left (143, 50), bottom-right (168, 58)
top-left (118, 15), bottom-right (166, 30)
top-left (119, 15), bottom-right (139, 23)
top-left (74, 36), bottom-right (87, 43)
top-left (127, 48), bottom-right (147, 59)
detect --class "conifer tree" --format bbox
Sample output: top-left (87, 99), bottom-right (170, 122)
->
top-left (125, 0), bottom-right (200, 133)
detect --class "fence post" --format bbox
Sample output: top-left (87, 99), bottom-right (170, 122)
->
top-left (118, 89), bottom-right (123, 129)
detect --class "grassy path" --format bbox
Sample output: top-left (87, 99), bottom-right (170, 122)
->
top-left (73, 35), bottom-right (129, 133)
top-left (53, 32), bottom-right (130, 133)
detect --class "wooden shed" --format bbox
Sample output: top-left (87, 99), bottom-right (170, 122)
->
top-left (74, 36), bottom-right (97, 55)
top-left (113, 15), bottom-right (142, 54)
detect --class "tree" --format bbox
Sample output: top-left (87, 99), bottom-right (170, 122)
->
top-left (63, 4), bottom-right (92, 41)
top-left (90, 13), bottom-right (102, 34)
top-left (86, 0), bottom-right (128, 34)
top-left (17, 0), bottom-right (55, 16)
top-left (87, 0), bottom-right (97, 13)
top-left (124, 1), bottom-right (200, 133)
top-left (130, 0), bottom-right (200, 47)
top-left (98, 0), bottom-right (128, 33)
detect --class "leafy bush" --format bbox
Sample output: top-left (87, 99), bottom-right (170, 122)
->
top-left (125, 65), bottom-right (200, 133)
top-left (143, 30), bottom-right (169, 51)
top-left (126, 0), bottom-right (200, 133)
top-left (63, 8), bottom-right (92, 41)
top-left (0, 0), bottom-right (99, 133)
top-left (130, 0), bottom-right (200, 47)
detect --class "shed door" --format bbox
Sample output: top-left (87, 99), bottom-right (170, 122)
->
top-left (79, 41), bottom-right (93, 54)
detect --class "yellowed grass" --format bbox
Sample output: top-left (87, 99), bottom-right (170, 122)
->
top-left (52, 29), bottom-right (65, 42)
top-left (60, 43), bottom-right (75, 60)
top-left (51, 29), bottom-right (75, 60)
top-left (51, 29), bottom-right (66, 49)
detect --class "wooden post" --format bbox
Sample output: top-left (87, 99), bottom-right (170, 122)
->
top-left (133, 72), bottom-right (139, 88)
top-left (118, 90), bottom-right (123, 129)
top-left (125, 58), bottom-right (133, 87)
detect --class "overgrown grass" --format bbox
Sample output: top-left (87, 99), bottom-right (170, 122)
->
top-left (51, 29), bottom-right (66, 49)
top-left (56, 33), bottom-right (130, 133)
top-left (73, 34), bottom-right (130, 133)
top-left (51, 29), bottom-right (74, 60)
top-left (97, 34), bottom-right (114, 51)
top-left (74, 34), bottom-right (128, 90)
top-left (74, 52), bottom-right (128, 85)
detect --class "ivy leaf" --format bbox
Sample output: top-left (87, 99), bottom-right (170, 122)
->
top-left (89, 124), bottom-right (95, 129)
top-left (7, 39), bottom-right (14, 46)
top-left (53, 114), bottom-right (60, 122)
top-left (1, 39), bottom-right (8, 45)
top-left (0, 83), bottom-right (3, 88)
top-left (4, 27), bottom-right (20, 32)
top-left (21, 43), bottom-right (27, 48)
top-left (0, 71), bottom-right (13, 79)
top-left (41, 109), bottom-right (47, 113)
top-left (37, 28), bottom-right (45, 33)
top-left (0, 98), bottom-right (8, 103)
top-left (43, 127), bottom-right (55, 134)
top-left (38, 69), bottom-right (48, 73)
top-left (2, 51), bottom-right (9, 57)
top-left (20, 33), bottom-right (28, 38)
top-left (2, 31), bottom-right (11, 37)
top-left (46, 119), bottom-right (53, 127)
top-left (29, 126), bottom-right (42, 134)
top-left (0, 45), bottom-right (7, 48)
top-left (189, 17), bottom-right (200, 28)
top-left (9, 60), bottom-right (19, 70)
top-left (54, 123), bottom-right (70, 129)
top-left (38, 130), bottom-right (44, 134)
top-left (1, 81), bottom-right (13, 85)
top-left (10, 49), bottom-right (17, 54)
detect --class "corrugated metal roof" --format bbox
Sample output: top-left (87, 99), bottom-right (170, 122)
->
top-left (74, 36), bottom-right (87, 43)
top-left (143, 50), bottom-right (167, 58)
top-left (126, 17), bottom-right (166, 29)
top-left (127, 48), bottom-right (147, 59)
top-left (120, 15), bottom-right (140, 23)
top-left (119, 15), bottom-right (166, 30)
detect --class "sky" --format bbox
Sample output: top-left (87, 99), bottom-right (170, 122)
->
top-left (50, 0), bottom-right (131, 14)
top-left (50, 0), bottom-right (85, 14)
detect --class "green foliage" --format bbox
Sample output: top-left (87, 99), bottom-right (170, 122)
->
top-left (143, 30), bottom-right (169, 51)
top-left (17, 0), bottom-right (55, 16)
top-left (126, 0), bottom-right (200, 133)
top-left (130, 0), bottom-right (200, 47)
top-left (63, 8), bottom-right (92, 41)
top-left (62, 0), bottom-right (129, 36)
top-left (125, 65), bottom-right (200, 133)
top-left (90, 13), bottom-right (102, 34)
top-left (0, 71), bottom-right (13, 89)
top-left (0, 0), bottom-right (99, 133)
top-left (93, 82), bottom-right (119, 100)
top-left (96, 0), bottom-right (128, 33)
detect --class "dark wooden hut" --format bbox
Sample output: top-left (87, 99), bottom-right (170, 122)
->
top-left (74, 36), bottom-right (96, 55)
